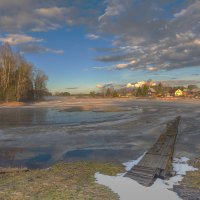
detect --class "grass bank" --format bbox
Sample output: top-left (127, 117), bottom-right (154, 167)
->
top-left (173, 158), bottom-right (200, 200)
top-left (0, 162), bottom-right (124, 200)
top-left (182, 158), bottom-right (200, 189)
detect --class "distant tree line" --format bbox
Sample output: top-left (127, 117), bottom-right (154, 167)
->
top-left (90, 82), bottom-right (199, 98)
top-left (0, 43), bottom-right (48, 102)
top-left (55, 91), bottom-right (70, 96)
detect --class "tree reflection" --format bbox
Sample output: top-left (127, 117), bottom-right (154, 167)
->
top-left (0, 108), bottom-right (48, 127)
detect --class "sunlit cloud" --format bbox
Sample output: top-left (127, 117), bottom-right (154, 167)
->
top-left (35, 7), bottom-right (68, 18)
top-left (94, 0), bottom-right (200, 71)
top-left (147, 67), bottom-right (157, 72)
top-left (116, 63), bottom-right (128, 69)
top-left (0, 34), bottom-right (42, 45)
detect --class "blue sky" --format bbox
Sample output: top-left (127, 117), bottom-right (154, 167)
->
top-left (0, 0), bottom-right (200, 93)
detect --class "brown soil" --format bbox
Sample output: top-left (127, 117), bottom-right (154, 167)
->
top-left (0, 101), bottom-right (27, 107)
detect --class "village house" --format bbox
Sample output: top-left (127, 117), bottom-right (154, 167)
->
top-left (175, 89), bottom-right (183, 97)
top-left (191, 88), bottom-right (200, 98)
top-left (163, 91), bottom-right (172, 98)
top-left (147, 88), bottom-right (156, 97)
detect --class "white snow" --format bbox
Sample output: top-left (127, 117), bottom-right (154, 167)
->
top-left (95, 154), bottom-right (198, 200)
top-left (122, 152), bottom-right (146, 171)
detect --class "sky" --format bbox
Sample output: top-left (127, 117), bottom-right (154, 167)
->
top-left (0, 0), bottom-right (200, 93)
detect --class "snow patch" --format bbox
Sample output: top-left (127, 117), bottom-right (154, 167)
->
top-left (122, 152), bottom-right (146, 171)
top-left (95, 154), bottom-right (198, 200)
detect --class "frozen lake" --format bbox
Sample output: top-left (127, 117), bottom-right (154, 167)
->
top-left (0, 97), bottom-right (199, 168)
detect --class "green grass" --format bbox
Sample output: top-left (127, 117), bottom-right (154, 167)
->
top-left (0, 162), bottom-right (125, 200)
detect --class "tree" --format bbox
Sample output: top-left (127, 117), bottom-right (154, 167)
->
top-left (55, 92), bottom-right (70, 96)
top-left (33, 69), bottom-right (48, 100)
top-left (142, 85), bottom-right (148, 96)
top-left (157, 82), bottom-right (163, 96)
top-left (112, 90), bottom-right (119, 97)
top-left (90, 91), bottom-right (96, 97)
top-left (106, 88), bottom-right (112, 97)
top-left (0, 43), bottom-right (16, 101)
top-left (0, 43), bottom-right (48, 101)
top-left (188, 85), bottom-right (198, 90)
top-left (136, 87), bottom-right (142, 97)
top-left (15, 55), bottom-right (34, 101)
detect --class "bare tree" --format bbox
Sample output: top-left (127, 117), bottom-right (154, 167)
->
top-left (33, 69), bottom-right (48, 100)
top-left (15, 56), bottom-right (34, 101)
top-left (0, 43), bottom-right (48, 102)
top-left (0, 43), bottom-right (16, 101)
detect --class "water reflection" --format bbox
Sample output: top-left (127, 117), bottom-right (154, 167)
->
top-left (64, 149), bottom-right (140, 163)
top-left (0, 146), bottom-right (53, 169)
top-left (0, 106), bottom-right (142, 168)
top-left (0, 147), bottom-right (23, 167)
top-left (0, 108), bottom-right (48, 127)
top-left (0, 107), bottom-right (139, 127)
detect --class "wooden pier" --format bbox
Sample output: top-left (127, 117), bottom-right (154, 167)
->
top-left (125, 116), bottom-right (181, 187)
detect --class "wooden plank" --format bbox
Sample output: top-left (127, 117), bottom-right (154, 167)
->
top-left (125, 116), bottom-right (181, 187)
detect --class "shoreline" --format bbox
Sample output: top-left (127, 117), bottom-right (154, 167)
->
top-left (0, 97), bottom-right (199, 109)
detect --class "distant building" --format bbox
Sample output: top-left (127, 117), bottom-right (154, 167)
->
top-left (191, 88), bottom-right (200, 98)
top-left (147, 88), bottom-right (156, 97)
top-left (162, 90), bottom-right (172, 97)
top-left (126, 92), bottom-right (133, 97)
top-left (175, 89), bottom-right (183, 97)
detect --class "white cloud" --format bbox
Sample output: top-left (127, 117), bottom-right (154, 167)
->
top-left (0, 34), bottom-right (42, 45)
top-left (126, 83), bottom-right (134, 88)
top-left (95, 1), bottom-right (200, 71)
top-left (174, 9), bottom-right (187, 18)
top-left (0, 1), bottom-right (101, 33)
top-left (98, 0), bottom-right (125, 21)
top-left (96, 84), bottom-right (104, 88)
top-left (86, 34), bottom-right (99, 40)
top-left (35, 7), bottom-right (68, 18)
top-left (0, 0), bottom-right (200, 72)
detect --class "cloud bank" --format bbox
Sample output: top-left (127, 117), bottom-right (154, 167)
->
top-left (0, 0), bottom-right (200, 70)
top-left (94, 0), bottom-right (200, 71)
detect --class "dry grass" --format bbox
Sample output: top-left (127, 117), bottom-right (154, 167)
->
top-left (0, 101), bottom-right (26, 107)
top-left (0, 161), bottom-right (124, 200)
top-left (180, 158), bottom-right (200, 189)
